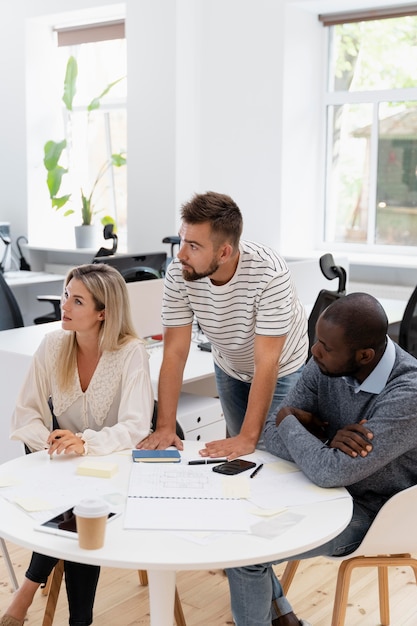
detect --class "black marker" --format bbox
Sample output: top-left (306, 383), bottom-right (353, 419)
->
top-left (188, 459), bottom-right (227, 465)
top-left (250, 463), bottom-right (264, 478)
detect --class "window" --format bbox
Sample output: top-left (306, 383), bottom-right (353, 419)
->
top-left (323, 13), bottom-right (417, 250)
top-left (27, 15), bottom-right (126, 249)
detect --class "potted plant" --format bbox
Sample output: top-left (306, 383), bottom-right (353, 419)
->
top-left (43, 56), bottom-right (126, 248)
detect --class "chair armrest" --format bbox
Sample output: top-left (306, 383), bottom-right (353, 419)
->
top-left (37, 295), bottom-right (61, 318)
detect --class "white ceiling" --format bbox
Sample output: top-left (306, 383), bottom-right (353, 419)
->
top-left (288, 0), bottom-right (417, 14)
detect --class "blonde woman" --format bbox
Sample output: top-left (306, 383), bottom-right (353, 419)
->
top-left (1, 263), bottom-right (153, 626)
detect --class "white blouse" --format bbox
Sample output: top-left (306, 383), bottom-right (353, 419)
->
top-left (11, 329), bottom-right (154, 455)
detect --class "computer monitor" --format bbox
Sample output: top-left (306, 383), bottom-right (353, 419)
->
top-left (93, 252), bottom-right (167, 283)
top-left (125, 278), bottom-right (164, 338)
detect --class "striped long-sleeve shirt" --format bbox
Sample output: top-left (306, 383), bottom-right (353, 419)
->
top-left (162, 240), bottom-right (308, 381)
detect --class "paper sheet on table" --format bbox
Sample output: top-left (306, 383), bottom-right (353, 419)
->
top-left (124, 462), bottom-right (253, 531)
top-left (248, 463), bottom-right (348, 509)
top-left (124, 497), bottom-right (251, 531)
top-left (127, 462), bottom-right (249, 499)
top-left (0, 451), bottom-right (123, 522)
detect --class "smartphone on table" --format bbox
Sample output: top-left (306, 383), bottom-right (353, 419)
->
top-left (212, 459), bottom-right (256, 475)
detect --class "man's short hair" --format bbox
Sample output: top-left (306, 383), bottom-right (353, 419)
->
top-left (322, 292), bottom-right (388, 353)
top-left (180, 191), bottom-right (243, 250)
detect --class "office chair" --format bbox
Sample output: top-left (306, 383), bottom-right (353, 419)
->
top-left (387, 285), bottom-right (417, 358)
top-left (0, 274), bottom-right (26, 588)
top-left (162, 235), bottom-right (180, 271)
top-left (0, 274), bottom-right (23, 583)
top-left (279, 484), bottom-right (417, 626)
top-left (40, 400), bottom-right (187, 626)
top-left (34, 225), bottom-right (119, 325)
top-left (0, 270), bottom-right (24, 330)
top-left (307, 253), bottom-right (347, 360)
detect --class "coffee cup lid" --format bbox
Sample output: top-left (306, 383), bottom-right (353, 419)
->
top-left (73, 498), bottom-right (110, 518)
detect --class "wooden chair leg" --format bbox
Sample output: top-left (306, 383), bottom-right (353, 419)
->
top-left (137, 569), bottom-right (186, 625)
top-left (42, 560), bottom-right (64, 626)
top-left (377, 565), bottom-right (390, 626)
top-left (280, 560), bottom-right (300, 594)
top-left (331, 558), bottom-right (355, 626)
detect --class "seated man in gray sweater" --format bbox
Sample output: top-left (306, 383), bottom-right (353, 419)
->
top-left (225, 292), bottom-right (417, 626)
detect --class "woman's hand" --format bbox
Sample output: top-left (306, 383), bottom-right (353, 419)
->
top-left (47, 429), bottom-right (86, 457)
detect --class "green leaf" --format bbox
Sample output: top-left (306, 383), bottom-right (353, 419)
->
top-left (47, 166), bottom-right (68, 198)
top-left (43, 139), bottom-right (67, 171)
top-left (62, 56), bottom-right (78, 111)
top-left (81, 190), bottom-right (93, 225)
top-left (111, 153), bottom-right (126, 167)
top-left (51, 195), bottom-right (72, 209)
top-left (87, 77), bottom-right (125, 112)
top-left (101, 215), bottom-right (116, 230)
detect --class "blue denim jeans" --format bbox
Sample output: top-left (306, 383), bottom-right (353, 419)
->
top-left (225, 501), bottom-right (373, 626)
top-left (214, 364), bottom-right (303, 447)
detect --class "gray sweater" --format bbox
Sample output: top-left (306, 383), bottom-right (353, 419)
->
top-left (263, 343), bottom-right (417, 517)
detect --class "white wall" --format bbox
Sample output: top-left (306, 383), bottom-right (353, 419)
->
top-left (0, 0), bottom-right (329, 255)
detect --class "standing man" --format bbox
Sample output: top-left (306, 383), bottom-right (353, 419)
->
top-left (137, 191), bottom-right (307, 459)
top-left (225, 293), bottom-right (417, 626)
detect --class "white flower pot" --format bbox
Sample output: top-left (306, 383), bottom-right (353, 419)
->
top-left (74, 225), bottom-right (101, 249)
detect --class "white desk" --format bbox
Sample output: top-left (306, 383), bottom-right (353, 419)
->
top-left (0, 322), bottom-right (219, 463)
top-left (0, 443), bottom-right (352, 626)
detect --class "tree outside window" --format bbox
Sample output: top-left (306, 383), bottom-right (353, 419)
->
top-left (325, 15), bottom-right (417, 248)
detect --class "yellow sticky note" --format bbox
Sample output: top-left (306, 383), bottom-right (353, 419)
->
top-left (14, 497), bottom-right (52, 512)
top-left (76, 460), bottom-right (118, 478)
top-left (0, 475), bottom-right (18, 488)
top-left (221, 476), bottom-right (250, 498)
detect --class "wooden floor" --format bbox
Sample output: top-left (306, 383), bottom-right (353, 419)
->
top-left (1, 541), bottom-right (417, 625)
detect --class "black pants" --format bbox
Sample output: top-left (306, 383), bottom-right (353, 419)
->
top-left (26, 552), bottom-right (100, 625)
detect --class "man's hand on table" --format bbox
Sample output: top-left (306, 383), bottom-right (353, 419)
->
top-left (199, 434), bottom-right (256, 461)
top-left (136, 429), bottom-right (184, 451)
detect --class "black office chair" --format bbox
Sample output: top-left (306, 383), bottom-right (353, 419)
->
top-left (0, 271), bottom-right (24, 330)
top-left (387, 286), bottom-right (417, 358)
top-left (94, 223), bottom-right (118, 258)
top-left (162, 235), bottom-right (180, 271)
top-left (307, 253), bottom-right (347, 360)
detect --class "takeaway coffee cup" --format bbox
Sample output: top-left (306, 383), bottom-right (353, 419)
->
top-left (73, 498), bottom-right (110, 550)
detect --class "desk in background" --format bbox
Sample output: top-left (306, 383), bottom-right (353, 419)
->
top-left (0, 443), bottom-right (353, 626)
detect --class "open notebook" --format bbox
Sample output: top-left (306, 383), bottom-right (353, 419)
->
top-left (124, 462), bottom-right (251, 532)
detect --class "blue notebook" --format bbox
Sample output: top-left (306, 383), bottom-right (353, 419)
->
top-left (132, 449), bottom-right (181, 463)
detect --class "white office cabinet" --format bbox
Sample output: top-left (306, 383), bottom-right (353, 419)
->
top-left (176, 393), bottom-right (225, 442)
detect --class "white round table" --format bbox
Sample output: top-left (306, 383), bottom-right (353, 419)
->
top-left (0, 443), bottom-right (352, 625)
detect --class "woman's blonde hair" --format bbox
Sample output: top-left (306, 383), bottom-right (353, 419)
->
top-left (57, 263), bottom-right (139, 389)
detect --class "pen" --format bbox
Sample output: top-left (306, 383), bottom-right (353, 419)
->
top-left (188, 459), bottom-right (227, 465)
top-left (250, 463), bottom-right (264, 478)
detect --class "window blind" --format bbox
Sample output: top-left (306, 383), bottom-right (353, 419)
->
top-left (55, 20), bottom-right (125, 46)
top-left (319, 4), bottom-right (417, 26)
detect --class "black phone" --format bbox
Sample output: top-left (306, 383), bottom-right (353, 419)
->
top-left (212, 459), bottom-right (256, 475)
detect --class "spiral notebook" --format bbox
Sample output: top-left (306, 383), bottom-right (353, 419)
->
top-left (124, 462), bottom-right (251, 531)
